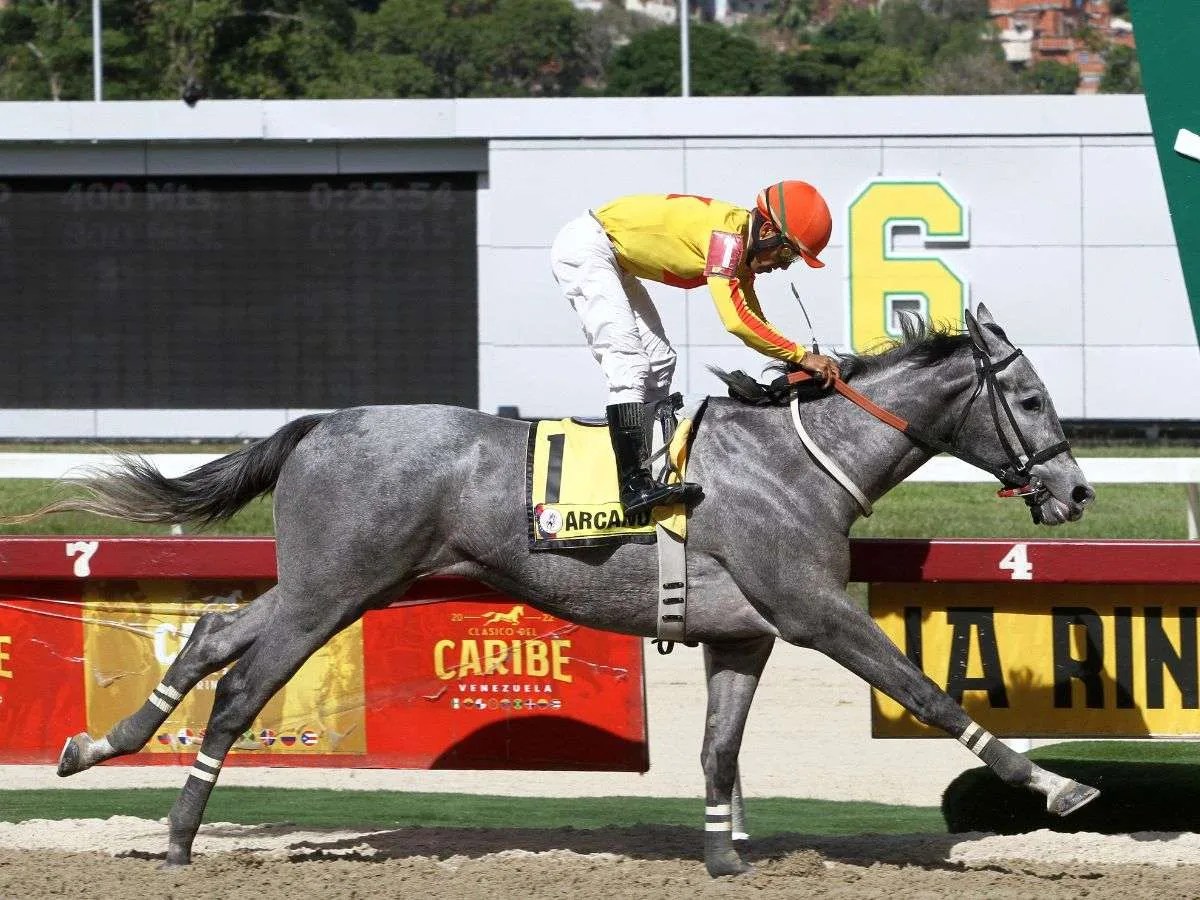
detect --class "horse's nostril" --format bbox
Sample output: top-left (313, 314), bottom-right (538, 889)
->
top-left (1072, 485), bottom-right (1094, 504)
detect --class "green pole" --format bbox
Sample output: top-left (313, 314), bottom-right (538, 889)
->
top-left (1128, 1), bottom-right (1200, 345)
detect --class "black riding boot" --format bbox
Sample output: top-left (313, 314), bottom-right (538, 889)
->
top-left (607, 402), bottom-right (700, 516)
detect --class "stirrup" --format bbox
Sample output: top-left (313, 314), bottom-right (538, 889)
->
top-left (621, 479), bottom-right (700, 516)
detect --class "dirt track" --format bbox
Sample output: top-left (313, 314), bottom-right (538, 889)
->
top-left (3, 821), bottom-right (1200, 898)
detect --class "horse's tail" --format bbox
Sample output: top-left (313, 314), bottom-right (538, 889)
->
top-left (5, 413), bottom-right (328, 528)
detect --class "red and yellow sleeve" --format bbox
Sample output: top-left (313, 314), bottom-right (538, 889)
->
top-left (708, 275), bottom-right (807, 364)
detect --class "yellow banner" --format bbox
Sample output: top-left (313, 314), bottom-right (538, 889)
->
top-left (83, 579), bottom-right (366, 755)
top-left (870, 583), bottom-right (1200, 737)
top-left (528, 418), bottom-right (688, 547)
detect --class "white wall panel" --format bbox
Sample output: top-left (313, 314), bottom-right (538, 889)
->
top-left (1022, 346), bottom-right (1085, 420)
top-left (486, 141), bottom-right (685, 247)
top-left (482, 127), bottom-right (1195, 421)
top-left (1082, 141), bottom-right (1175, 246)
top-left (479, 247), bottom-right (581, 346)
top-left (480, 247), bottom-right (692, 345)
top-left (881, 141), bottom-right (1082, 247)
top-left (1084, 347), bottom-right (1200, 419)
top-left (0, 411), bottom-right (97, 439)
top-left (95, 409), bottom-right (289, 439)
top-left (683, 140), bottom-right (883, 257)
top-left (479, 346), bottom-right (615, 417)
top-left (1084, 246), bottom-right (1191, 345)
top-left (957, 246), bottom-right (1083, 345)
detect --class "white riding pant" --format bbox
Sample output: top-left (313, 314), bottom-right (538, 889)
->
top-left (551, 213), bottom-right (677, 405)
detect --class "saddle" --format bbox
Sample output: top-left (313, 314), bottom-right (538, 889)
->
top-left (526, 393), bottom-right (702, 551)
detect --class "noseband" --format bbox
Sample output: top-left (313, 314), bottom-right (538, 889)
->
top-left (782, 339), bottom-right (1072, 503)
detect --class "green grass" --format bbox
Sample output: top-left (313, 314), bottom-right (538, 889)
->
top-left (1029, 740), bottom-right (1200, 765)
top-left (0, 443), bottom-right (1195, 538)
top-left (0, 788), bottom-right (943, 833)
top-left (853, 482), bottom-right (1196, 540)
top-left (0, 480), bottom-right (274, 535)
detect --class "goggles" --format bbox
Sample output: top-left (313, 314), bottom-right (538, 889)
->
top-left (776, 239), bottom-right (802, 262)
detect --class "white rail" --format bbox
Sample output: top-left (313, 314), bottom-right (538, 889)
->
top-left (0, 453), bottom-right (1196, 537)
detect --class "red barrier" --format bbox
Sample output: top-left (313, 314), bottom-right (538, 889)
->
top-left (850, 538), bottom-right (1200, 584)
top-left (6, 536), bottom-right (1196, 583)
top-left (2, 537), bottom-right (1197, 764)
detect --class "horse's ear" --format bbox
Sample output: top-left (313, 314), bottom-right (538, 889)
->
top-left (963, 307), bottom-right (990, 353)
top-left (974, 302), bottom-right (1014, 346)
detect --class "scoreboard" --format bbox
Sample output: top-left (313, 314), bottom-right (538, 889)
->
top-left (0, 174), bottom-right (478, 410)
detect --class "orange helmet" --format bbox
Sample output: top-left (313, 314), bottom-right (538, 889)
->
top-left (755, 181), bottom-right (832, 269)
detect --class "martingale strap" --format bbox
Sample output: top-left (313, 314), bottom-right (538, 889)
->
top-left (789, 396), bottom-right (873, 516)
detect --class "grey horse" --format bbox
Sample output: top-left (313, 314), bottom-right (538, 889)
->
top-left (37, 304), bottom-right (1097, 876)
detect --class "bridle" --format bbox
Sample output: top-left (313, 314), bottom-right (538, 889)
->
top-left (782, 336), bottom-right (1072, 510)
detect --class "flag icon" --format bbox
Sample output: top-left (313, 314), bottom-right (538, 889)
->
top-left (299, 729), bottom-right (318, 746)
top-left (280, 734), bottom-right (296, 747)
top-left (176, 728), bottom-right (194, 746)
top-left (259, 729), bottom-right (277, 746)
top-left (156, 733), bottom-right (171, 745)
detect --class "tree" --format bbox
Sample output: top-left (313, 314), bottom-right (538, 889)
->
top-left (923, 48), bottom-right (1020, 95)
top-left (576, 4), bottom-right (660, 94)
top-left (211, 0), bottom-right (357, 99)
top-left (817, 3), bottom-right (881, 45)
top-left (606, 23), bottom-right (783, 96)
top-left (0, 0), bottom-right (94, 100)
top-left (471, 0), bottom-right (591, 96)
top-left (359, 0), bottom-right (591, 97)
top-left (773, 0), bottom-right (816, 34)
top-left (842, 45), bottom-right (923, 95)
top-left (1022, 58), bottom-right (1079, 94)
top-left (1100, 44), bottom-right (1141, 94)
top-left (780, 46), bottom-right (844, 95)
top-left (880, 0), bottom-right (943, 60)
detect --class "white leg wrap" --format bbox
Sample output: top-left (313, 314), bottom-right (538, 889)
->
top-left (156, 682), bottom-right (183, 701)
top-left (148, 682), bottom-right (182, 713)
top-left (188, 751), bottom-right (223, 785)
top-left (705, 805), bottom-right (733, 832)
top-left (957, 722), bottom-right (994, 754)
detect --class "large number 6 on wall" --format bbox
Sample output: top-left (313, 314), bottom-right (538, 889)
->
top-left (846, 180), bottom-right (971, 353)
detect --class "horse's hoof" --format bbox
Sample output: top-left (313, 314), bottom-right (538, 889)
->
top-left (57, 734), bottom-right (89, 777)
top-left (160, 847), bottom-right (193, 869)
top-left (705, 849), bottom-right (751, 877)
top-left (1047, 779), bottom-right (1100, 816)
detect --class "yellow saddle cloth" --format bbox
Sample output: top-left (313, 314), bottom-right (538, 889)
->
top-left (526, 413), bottom-right (696, 550)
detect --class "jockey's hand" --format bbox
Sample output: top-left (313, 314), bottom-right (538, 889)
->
top-left (798, 352), bottom-right (841, 385)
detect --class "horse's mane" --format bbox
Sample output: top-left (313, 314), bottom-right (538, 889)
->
top-left (835, 316), bottom-right (972, 380)
top-left (712, 316), bottom-right (974, 406)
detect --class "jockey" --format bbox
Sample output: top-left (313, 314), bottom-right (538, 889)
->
top-left (551, 181), bottom-right (842, 516)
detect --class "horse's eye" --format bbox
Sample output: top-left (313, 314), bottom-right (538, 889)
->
top-left (1021, 396), bottom-right (1042, 412)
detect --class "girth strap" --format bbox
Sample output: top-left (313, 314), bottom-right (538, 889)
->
top-left (656, 522), bottom-right (687, 645)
